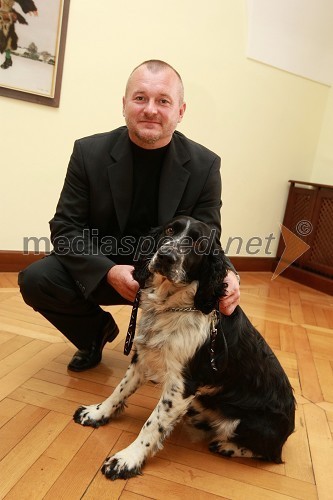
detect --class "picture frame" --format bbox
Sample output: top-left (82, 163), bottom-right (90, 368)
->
top-left (0, 0), bottom-right (70, 107)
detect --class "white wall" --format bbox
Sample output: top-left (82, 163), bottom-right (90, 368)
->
top-left (0, 0), bottom-right (331, 256)
top-left (312, 86), bottom-right (333, 185)
top-left (246, 0), bottom-right (333, 86)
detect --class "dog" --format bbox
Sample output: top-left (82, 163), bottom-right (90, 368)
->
top-left (74, 216), bottom-right (295, 480)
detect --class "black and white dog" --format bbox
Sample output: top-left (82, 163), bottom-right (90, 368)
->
top-left (74, 216), bottom-right (295, 480)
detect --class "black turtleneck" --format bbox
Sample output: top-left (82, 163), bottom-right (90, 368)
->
top-left (125, 141), bottom-right (170, 238)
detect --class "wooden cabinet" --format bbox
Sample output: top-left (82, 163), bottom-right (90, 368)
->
top-left (277, 180), bottom-right (333, 294)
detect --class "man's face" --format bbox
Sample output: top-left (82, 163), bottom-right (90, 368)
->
top-left (123, 65), bottom-right (186, 149)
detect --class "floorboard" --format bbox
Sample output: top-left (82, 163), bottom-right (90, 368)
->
top-left (0, 272), bottom-right (332, 499)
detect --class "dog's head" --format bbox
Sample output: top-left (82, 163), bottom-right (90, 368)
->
top-left (134, 216), bottom-right (228, 314)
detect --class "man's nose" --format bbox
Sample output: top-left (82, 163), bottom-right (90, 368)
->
top-left (144, 99), bottom-right (158, 115)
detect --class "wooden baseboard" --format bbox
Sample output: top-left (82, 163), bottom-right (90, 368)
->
top-left (230, 257), bottom-right (276, 272)
top-left (0, 251), bottom-right (46, 272)
top-left (1, 252), bottom-right (331, 295)
top-left (278, 265), bottom-right (333, 295)
top-left (0, 251), bottom-right (275, 273)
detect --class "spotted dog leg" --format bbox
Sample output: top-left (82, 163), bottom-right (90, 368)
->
top-left (73, 355), bottom-right (145, 428)
top-left (102, 382), bottom-right (195, 480)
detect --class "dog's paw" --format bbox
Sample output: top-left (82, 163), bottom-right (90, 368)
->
top-left (73, 404), bottom-right (110, 428)
top-left (209, 440), bottom-right (235, 457)
top-left (101, 453), bottom-right (143, 480)
top-left (209, 440), bottom-right (255, 458)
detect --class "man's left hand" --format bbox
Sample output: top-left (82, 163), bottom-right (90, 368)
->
top-left (219, 270), bottom-right (240, 316)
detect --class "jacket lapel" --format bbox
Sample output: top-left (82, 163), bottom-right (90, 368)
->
top-left (158, 134), bottom-right (190, 225)
top-left (107, 130), bottom-right (133, 233)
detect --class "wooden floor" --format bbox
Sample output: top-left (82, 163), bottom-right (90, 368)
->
top-left (0, 272), bottom-right (332, 500)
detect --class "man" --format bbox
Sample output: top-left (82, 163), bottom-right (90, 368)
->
top-left (19, 60), bottom-right (240, 372)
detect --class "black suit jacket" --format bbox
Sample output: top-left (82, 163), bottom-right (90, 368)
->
top-left (50, 126), bottom-right (224, 298)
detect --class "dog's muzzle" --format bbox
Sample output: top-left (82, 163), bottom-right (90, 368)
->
top-left (149, 244), bottom-right (185, 282)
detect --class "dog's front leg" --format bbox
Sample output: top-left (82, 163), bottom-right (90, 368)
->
top-left (102, 381), bottom-right (194, 480)
top-left (73, 353), bottom-right (145, 428)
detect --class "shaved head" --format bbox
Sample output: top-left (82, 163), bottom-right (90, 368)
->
top-left (126, 59), bottom-right (184, 104)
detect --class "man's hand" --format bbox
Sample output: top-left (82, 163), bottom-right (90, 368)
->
top-left (219, 270), bottom-right (240, 316)
top-left (107, 265), bottom-right (139, 302)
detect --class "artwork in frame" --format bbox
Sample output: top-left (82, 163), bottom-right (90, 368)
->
top-left (0, 0), bottom-right (70, 107)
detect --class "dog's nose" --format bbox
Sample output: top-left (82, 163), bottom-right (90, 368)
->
top-left (157, 246), bottom-right (177, 265)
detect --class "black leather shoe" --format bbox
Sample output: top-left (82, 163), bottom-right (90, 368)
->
top-left (67, 320), bottom-right (119, 372)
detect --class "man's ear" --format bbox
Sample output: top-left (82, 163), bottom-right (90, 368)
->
top-left (178, 102), bottom-right (186, 123)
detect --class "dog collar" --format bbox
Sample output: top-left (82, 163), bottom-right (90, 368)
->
top-left (124, 294), bottom-right (227, 373)
top-left (124, 298), bottom-right (199, 356)
top-left (163, 306), bottom-right (198, 313)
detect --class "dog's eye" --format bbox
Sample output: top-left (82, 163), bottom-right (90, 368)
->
top-left (165, 227), bottom-right (174, 236)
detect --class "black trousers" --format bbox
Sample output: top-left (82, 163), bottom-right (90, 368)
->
top-left (18, 254), bottom-right (131, 350)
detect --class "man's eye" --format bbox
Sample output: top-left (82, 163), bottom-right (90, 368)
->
top-left (165, 227), bottom-right (174, 236)
top-left (160, 99), bottom-right (169, 104)
top-left (135, 96), bottom-right (145, 101)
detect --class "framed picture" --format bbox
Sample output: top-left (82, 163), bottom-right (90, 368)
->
top-left (0, 0), bottom-right (70, 107)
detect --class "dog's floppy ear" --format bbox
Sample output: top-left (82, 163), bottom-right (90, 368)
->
top-left (194, 249), bottom-right (229, 314)
top-left (132, 225), bottom-right (162, 288)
